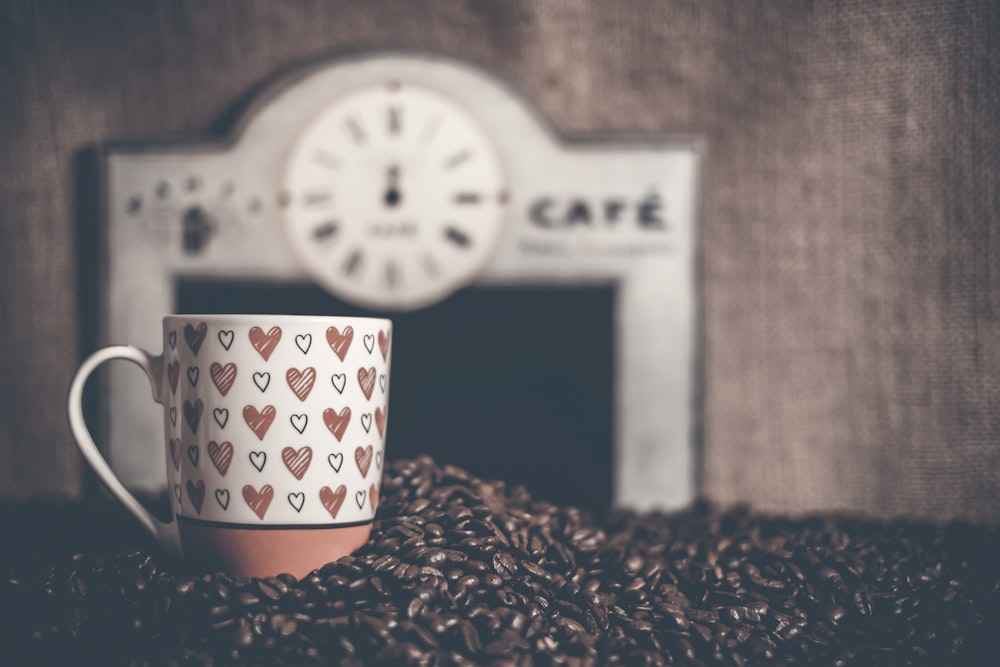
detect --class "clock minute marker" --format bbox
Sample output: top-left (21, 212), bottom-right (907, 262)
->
top-left (454, 192), bottom-right (482, 205)
top-left (420, 253), bottom-right (440, 278)
top-left (313, 150), bottom-right (340, 170)
top-left (385, 260), bottom-right (400, 289)
top-left (344, 117), bottom-right (367, 144)
top-left (342, 249), bottom-right (364, 276)
top-left (312, 220), bottom-right (339, 243)
top-left (444, 149), bottom-right (473, 170)
top-left (304, 190), bottom-right (333, 207)
top-left (388, 105), bottom-right (402, 136)
top-left (420, 117), bottom-right (442, 145)
top-left (444, 226), bottom-right (472, 248)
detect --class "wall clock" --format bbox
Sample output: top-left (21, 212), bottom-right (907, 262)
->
top-left (100, 49), bottom-right (701, 510)
top-left (281, 81), bottom-right (508, 310)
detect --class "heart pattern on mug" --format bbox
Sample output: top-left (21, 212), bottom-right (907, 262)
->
top-left (281, 446), bottom-right (313, 480)
top-left (243, 405), bottom-right (276, 440)
top-left (323, 407), bottom-right (351, 442)
top-left (249, 326), bottom-right (282, 361)
top-left (184, 322), bottom-right (208, 355)
top-left (378, 329), bottom-right (391, 360)
top-left (187, 479), bottom-right (206, 514)
top-left (320, 485), bottom-right (347, 519)
top-left (253, 372), bottom-right (271, 392)
top-left (357, 367), bottom-right (376, 400)
top-left (167, 362), bottom-right (180, 394)
top-left (164, 321), bottom-right (389, 525)
top-left (286, 367), bottom-right (317, 402)
top-left (168, 438), bottom-right (182, 470)
top-left (355, 445), bottom-right (373, 478)
top-left (207, 440), bottom-right (233, 476)
top-left (326, 326), bottom-right (353, 361)
top-left (183, 400), bottom-right (203, 434)
top-left (210, 362), bottom-right (237, 396)
top-left (288, 492), bottom-right (305, 512)
top-left (243, 484), bottom-right (274, 520)
top-left (290, 413), bottom-right (308, 434)
top-left (249, 451), bottom-right (267, 472)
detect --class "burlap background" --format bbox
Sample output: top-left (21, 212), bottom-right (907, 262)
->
top-left (1, 1), bottom-right (997, 521)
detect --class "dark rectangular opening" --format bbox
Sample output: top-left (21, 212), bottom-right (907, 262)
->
top-left (176, 280), bottom-right (615, 511)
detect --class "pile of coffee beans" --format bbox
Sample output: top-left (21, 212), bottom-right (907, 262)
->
top-left (3, 456), bottom-right (998, 665)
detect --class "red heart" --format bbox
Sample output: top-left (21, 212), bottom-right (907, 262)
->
top-left (369, 483), bottom-right (378, 512)
top-left (355, 445), bottom-right (373, 478)
top-left (357, 367), bottom-right (376, 400)
top-left (168, 438), bottom-right (182, 470)
top-left (281, 446), bottom-right (313, 480)
top-left (243, 405), bottom-right (276, 441)
top-left (184, 322), bottom-right (208, 355)
top-left (374, 406), bottom-right (387, 437)
top-left (249, 326), bottom-right (282, 361)
top-left (167, 361), bottom-right (180, 394)
top-left (326, 326), bottom-right (354, 361)
top-left (286, 367), bottom-right (317, 402)
top-left (319, 485), bottom-right (347, 520)
top-left (207, 440), bottom-right (233, 476)
top-left (242, 484), bottom-right (274, 520)
top-left (210, 362), bottom-right (238, 396)
top-left (186, 479), bottom-right (206, 514)
top-left (378, 329), bottom-right (390, 360)
top-left (323, 407), bottom-right (351, 442)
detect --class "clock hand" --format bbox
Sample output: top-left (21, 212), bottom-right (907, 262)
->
top-left (384, 165), bottom-right (402, 207)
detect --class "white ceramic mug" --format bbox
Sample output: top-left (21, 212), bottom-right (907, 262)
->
top-left (68, 314), bottom-right (392, 577)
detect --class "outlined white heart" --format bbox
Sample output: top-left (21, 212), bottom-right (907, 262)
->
top-left (218, 330), bottom-right (234, 350)
top-left (328, 452), bottom-right (344, 472)
top-left (295, 334), bottom-right (312, 354)
top-left (213, 408), bottom-right (229, 428)
top-left (249, 451), bottom-right (267, 472)
top-left (253, 372), bottom-right (271, 392)
top-left (290, 413), bottom-right (308, 434)
top-left (331, 373), bottom-right (346, 393)
top-left (363, 334), bottom-right (375, 353)
top-left (361, 413), bottom-right (372, 433)
top-left (288, 492), bottom-right (305, 512)
top-left (355, 489), bottom-right (367, 509)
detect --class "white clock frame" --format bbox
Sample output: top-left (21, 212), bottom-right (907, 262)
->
top-left (99, 49), bottom-right (702, 511)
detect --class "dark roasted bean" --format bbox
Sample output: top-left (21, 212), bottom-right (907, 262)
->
top-left (8, 457), bottom-right (995, 667)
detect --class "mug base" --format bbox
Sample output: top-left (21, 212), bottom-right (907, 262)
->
top-left (178, 520), bottom-right (373, 578)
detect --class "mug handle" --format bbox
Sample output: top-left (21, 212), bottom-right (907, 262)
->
top-left (67, 345), bottom-right (181, 556)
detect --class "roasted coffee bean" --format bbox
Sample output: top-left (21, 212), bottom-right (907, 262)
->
top-left (6, 457), bottom-right (998, 666)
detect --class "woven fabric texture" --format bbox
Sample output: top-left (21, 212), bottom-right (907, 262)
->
top-left (0, 1), bottom-right (997, 520)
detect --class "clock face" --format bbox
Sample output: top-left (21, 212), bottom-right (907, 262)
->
top-left (281, 80), bottom-right (508, 310)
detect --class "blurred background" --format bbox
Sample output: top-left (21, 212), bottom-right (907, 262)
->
top-left (1, 0), bottom-right (997, 522)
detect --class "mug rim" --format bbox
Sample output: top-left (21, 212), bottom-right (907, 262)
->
top-left (163, 314), bottom-right (392, 325)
